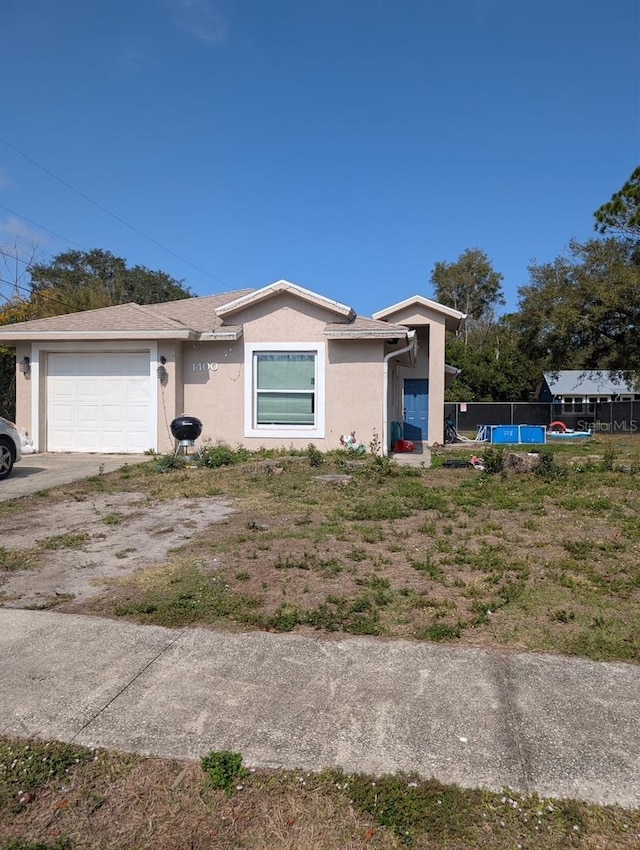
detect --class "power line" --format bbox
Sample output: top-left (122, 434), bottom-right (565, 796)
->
top-left (0, 203), bottom-right (87, 251)
top-left (0, 135), bottom-right (231, 287)
top-left (0, 276), bottom-right (84, 313)
top-left (0, 247), bottom-right (36, 267)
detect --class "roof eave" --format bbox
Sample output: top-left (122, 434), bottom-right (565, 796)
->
top-left (217, 279), bottom-right (354, 320)
top-left (373, 295), bottom-right (467, 323)
top-left (197, 327), bottom-right (244, 341)
top-left (324, 329), bottom-right (411, 340)
top-left (324, 326), bottom-right (408, 340)
top-left (0, 329), bottom-right (196, 342)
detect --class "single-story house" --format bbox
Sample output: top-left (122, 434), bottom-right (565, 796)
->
top-left (538, 370), bottom-right (640, 412)
top-left (0, 279), bottom-right (465, 455)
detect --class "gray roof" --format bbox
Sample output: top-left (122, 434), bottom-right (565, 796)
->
top-left (544, 371), bottom-right (636, 396)
top-left (0, 290), bottom-right (254, 336)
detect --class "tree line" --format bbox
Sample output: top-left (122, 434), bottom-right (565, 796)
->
top-left (432, 166), bottom-right (640, 401)
top-left (0, 166), bottom-right (638, 417)
top-left (0, 249), bottom-right (191, 418)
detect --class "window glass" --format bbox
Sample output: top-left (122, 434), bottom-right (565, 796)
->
top-left (255, 353), bottom-right (316, 426)
top-left (257, 354), bottom-right (315, 390)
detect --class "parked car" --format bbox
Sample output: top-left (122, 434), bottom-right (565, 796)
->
top-left (0, 416), bottom-right (22, 480)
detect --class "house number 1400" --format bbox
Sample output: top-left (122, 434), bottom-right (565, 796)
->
top-left (192, 362), bottom-right (219, 372)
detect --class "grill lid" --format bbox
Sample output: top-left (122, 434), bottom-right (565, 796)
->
top-left (170, 416), bottom-right (203, 442)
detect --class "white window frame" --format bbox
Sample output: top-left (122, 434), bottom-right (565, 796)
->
top-left (244, 342), bottom-right (325, 439)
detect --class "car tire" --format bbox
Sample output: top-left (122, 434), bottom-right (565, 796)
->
top-left (0, 438), bottom-right (15, 480)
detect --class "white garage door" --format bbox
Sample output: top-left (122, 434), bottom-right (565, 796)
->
top-left (47, 352), bottom-right (154, 453)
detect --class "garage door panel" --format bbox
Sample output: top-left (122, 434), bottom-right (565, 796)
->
top-left (127, 381), bottom-right (151, 401)
top-left (100, 409), bottom-right (124, 430)
top-left (127, 409), bottom-right (150, 429)
top-left (47, 352), bottom-right (154, 453)
top-left (77, 406), bottom-right (100, 426)
top-left (51, 379), bottom-right (77, 401)
top-left (50, 405), bottom-right (74, 427)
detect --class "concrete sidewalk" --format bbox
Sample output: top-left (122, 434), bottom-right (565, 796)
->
top-left (0, 609), bottom-right (638, 808)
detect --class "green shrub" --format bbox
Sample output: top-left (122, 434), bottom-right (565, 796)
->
top-left (425, 623), bottom-right (461, 641)
top-left (196, 443), bottom-right (237, 468)
top-left (268, 604), bottom-right (305, 631)
top-left (153, 453), bottom-right (186, 473)
top-left (534, 448), bottom-right (566, 480)
top-left (482, 446), bottom-right (505, 475)
top-left (306, 443), bottom-right (324, 467)
top-left (201, 750), bottom-right (247, 796)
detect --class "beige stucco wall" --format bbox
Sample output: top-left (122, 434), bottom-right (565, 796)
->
top-left (13, 344), bottom-right (31, 434)
top-left (174, 296), bottom-right (385, 451)
top-left (156, 341), bottom-right (183, 453)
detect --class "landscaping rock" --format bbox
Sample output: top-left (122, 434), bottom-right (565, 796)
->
top-left (505, 452), bottom-right (541, 473)
top-left (314, 474), bottom-right (353, 486)
top-left (252, 460), bottom-right (284, 474)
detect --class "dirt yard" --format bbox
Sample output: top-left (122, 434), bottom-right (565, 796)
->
top-left (0, 492), bottom-right (233, 609)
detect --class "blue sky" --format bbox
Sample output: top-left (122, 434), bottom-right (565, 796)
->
top-left (1, 0), bottom-right (638, 317)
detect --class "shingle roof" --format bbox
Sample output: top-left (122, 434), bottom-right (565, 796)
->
top-left (0, 285), bottom-right (436, 343)
top-left (143, 290), bottom-right (254, 332)
top-left (0, 289), bottom-right (254, 339)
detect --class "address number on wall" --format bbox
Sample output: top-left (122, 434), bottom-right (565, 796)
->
top-left (192, 362), bottom-right (219, 372)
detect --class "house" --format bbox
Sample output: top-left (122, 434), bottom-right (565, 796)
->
top-left (0, 280), bottom-right (465, 455)
top-left (538, 370), bottom-right (640, 413)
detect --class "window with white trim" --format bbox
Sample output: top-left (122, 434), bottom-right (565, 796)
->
top-left (244, 343), bottom-right (325, 438)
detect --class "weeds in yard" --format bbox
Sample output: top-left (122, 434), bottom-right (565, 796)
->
top-left (0, 547), bottom-right (34, 572)
top-left (534, 449), bottom-right (566, 480)
top-left (38, 532), bottom-right (90, 550)
top-left (2, 736), bottom-right (637, 850)
top-left (0, 739), bottom-right (90, 810)
top-left (306, 443), bottom-right (324, 467)
top-left (10, 436), bottom-right (640, 663)
top-left (602, 441), bottom-right (618, 471)
top-left (482, 446), bottom-right (506, 474)
top-left (153, 453), bottom-right (187, 472)
top-left (409, 554), bottom-right (443, 581)
top-left (201, 750), bottom-right (247, 797)
top-left (196, 443), bottom-right (239, 469)
top-left (101, 513), bottom-right (122, 526)
top-left (111, 560), bottom-right (262, 628)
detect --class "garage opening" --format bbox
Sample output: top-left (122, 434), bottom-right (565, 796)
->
top-left (46, 352), bottom-right (154, 453)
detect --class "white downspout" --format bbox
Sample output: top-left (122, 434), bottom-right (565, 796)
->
top-left (382, 330), bottom-right (416, 457)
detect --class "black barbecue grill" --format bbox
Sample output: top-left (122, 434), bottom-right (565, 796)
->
top-left (170, 415), bottom-right (202, 454)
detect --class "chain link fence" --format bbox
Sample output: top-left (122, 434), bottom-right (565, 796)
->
top-left (444, 401), bottom-right (639, 436)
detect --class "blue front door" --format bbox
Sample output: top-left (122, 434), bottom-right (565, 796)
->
top-left (404, 379), bottom-right (429, 441)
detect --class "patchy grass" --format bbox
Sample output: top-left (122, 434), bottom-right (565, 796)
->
top-left (38, 533), bottom-right (90, 551)
top-left (0, 548), bottom-right (35, 573)
top-left (0, 737), bottom-right (638, 850)
top-left (8, 436), bottom-right (640, 664)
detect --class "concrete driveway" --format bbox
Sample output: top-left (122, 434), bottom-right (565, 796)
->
top-left (0, 453), bottom-right (148, 501)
